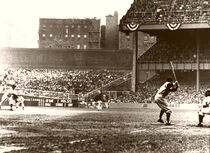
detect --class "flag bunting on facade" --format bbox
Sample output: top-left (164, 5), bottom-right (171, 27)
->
top-left (126, 23), bottom-right (140, 31)
top-left (166, 23), bottom-right (181, 31)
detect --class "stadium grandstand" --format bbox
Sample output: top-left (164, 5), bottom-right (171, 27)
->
top-left (0, 48), bottom-right (132, 107)
top-left (121, 0), bottom-right (210, 25)
top-left (1, 68), bottom-right (129, 96)
top-left (119, 0), bottom-right (210, 104)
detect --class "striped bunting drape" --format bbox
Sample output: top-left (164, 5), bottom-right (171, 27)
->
top-left (126, 23), bottom-right (140, 31)
top-left (166, 23), bottom-right (181, 31)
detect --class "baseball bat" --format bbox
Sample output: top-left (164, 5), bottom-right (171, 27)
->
top-left (169, 61), bottom-right (177, 82)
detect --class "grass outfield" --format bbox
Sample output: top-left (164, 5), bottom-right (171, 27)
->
top-left (0, 106), bottom-right (209, 153)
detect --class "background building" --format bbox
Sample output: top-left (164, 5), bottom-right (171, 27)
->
top-left (105, 11), bottom-right (119, 49)
top-left (38, 18), bottom-right (101, 49)
top-left (100, 25), bottom-right (106, 49)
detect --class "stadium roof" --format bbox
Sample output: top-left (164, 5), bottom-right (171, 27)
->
top-left (119, 0), bottom-right (210, 32)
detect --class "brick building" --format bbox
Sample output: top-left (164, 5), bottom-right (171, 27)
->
top-left (38, 18), bottom-right (101, 49)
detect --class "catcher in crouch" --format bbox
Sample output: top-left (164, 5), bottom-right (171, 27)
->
top-left (197, 89), bottom-right (210, 127)
top-left (154, 78), bottom-right (179, 125)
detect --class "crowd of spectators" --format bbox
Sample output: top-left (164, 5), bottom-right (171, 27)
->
top-left (113, 70), bottom-right (210, 104)
top-left (138, 33), bottom-right (210, 63)
top-left (1, 67), bottom-right (208, 105)
top-left (122, 0), bottom-right (210, 24)
top-left (138, 39), bottom-right (195, 63)
top-left (0, 68), bottom-right (130, 98)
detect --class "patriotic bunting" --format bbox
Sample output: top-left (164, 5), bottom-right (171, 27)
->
top-left (126, 23), bottom-right (140, 31)
top-left (166, 23), bottom-right (181, 31)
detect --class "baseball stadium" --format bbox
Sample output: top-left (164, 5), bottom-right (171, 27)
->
top-left (0, 0), bottom-right (210, 152)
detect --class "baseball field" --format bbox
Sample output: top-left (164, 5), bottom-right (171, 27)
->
top-left (0, 105), bottom-right (209, 153)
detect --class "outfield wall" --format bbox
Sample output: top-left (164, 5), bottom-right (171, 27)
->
top-left (0, 48), bottom-right (132, 70)
top-left (0, 91), bottom-right (200, 110)
top-left (1, 97), bottom-right (200, 110)
top-left (109, 103), bottom-right (200, 110)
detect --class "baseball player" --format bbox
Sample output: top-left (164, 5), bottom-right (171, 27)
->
top-left (94, 90), bottom-right (108, 111)
top-left (197, 89), bottom-right (210, 127)
top-left (154, 77), bottom-right (179, 125)
top-left (103, 94), bottom-right (109, 109)
top-left (0, 84), bottom-right (17, 111)
top-left (16, 95), bottom-right (25, 110)
top-left (94, 90), bottom-right (103, 111)
top-left (96, 100), bottom-right (102, 111)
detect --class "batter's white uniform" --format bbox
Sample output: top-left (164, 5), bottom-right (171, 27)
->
top-left (154, 81), bottom-right (178, 113)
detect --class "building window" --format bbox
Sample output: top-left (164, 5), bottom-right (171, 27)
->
top-left (84, 35), bottom-right (87, 38)
top-left (78, 25), bottom-right (81, 28)
top-left (49, 34), bottom-right (53, 37)
top-left (71, 35), bottom-right (74, 38)
top-left (65, 25), bottom-right (69, 28)
top-left (84, 25), bottom-right (87, 29)
top-left (66, 28), bottom-right (68, 33)
top-left (42, 34), bottom-right (46, 40)
top-left (42, 25), bottom-right (46, 28)
top-left (77, 44), bottom-right (80, 49)
top-left (84, 45), bottom-right (87, 49)
top-left (65, 34), bottom-right (68, 38)
top-left (77, 35), bottom-right (80, 38)
top-left (71, 25), bottom-right (74, 28)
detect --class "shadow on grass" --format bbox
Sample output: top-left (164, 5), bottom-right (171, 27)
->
top-left (187, 124), bottom-right (210, 128)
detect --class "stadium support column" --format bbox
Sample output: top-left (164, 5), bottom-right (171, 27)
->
top-left (196, 31), bottom-right (200, 92)
top-left (131, 31), bottom-right (138, 92)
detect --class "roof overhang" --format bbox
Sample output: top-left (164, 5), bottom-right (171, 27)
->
top-left (120, 22), bottom-right (210, 33)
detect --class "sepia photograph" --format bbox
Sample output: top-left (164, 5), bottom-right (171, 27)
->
top-left (0, 0), bottom-right (209, 152)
